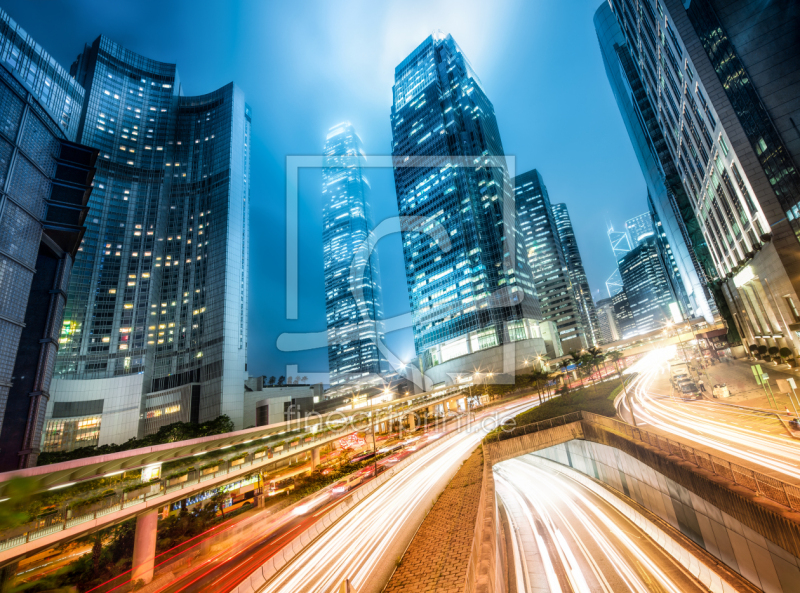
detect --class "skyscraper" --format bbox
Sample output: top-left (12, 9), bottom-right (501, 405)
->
top-left (391, 33), bottom-right (543, 368)
top-left (619, 236), bottom-right (681, 334)
top-left (552, 203), bottom-right (600, 347)
top-left (595, 0), bottom-right (800, 358)
top-left (46, 36), bottom-right (250, 451)
top-left (514, 169), bottom-right (589, 352)
top-left (0, 10), bottom-right (97, 469)
top-left (612, 288), bottom-right (636, 339)
top-left (595, 1), bottom-right (717, 325)
top-left (516, 171), bottom-right (586, 353)
top-left (595, 297), bottom-right (621, 344)
top-left (625, 212), bottom-right (655, 248)
top-left (322, 123), bottom-right (385, 387)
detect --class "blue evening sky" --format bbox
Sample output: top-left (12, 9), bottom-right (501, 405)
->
top-left (4, 0), bottom-right (647, 379)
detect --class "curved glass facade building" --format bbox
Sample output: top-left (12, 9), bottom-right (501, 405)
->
top-left (391, 33), bottom-right (543, 368)
top-left (46, 36), bottom-right (250, 450)
top-left (322, 123), bottom-right (386, 387)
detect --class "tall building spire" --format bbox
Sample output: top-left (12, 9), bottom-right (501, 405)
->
top-left (322, 122), bottom-right (385, 387)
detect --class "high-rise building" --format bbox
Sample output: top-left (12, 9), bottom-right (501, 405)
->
top-left (391, 33), bottom-right (544, 368)
top-left (612, 289), bottom-right (636, 339)
top-left (649, 192), bottom-right (692, 319)
top-left (0, 10), bottom-right (97, 469)
top-left (595, 297), bottom-right (621, 344)
top-left (595, 1), bottom-right (716, 325)
top-left (552, 203), bottom-right (599, 347)
top-left (322, 123), bottom-right (385, 387)
top-left (605, 268), bottom-right (624, 298)
top-left (619, 236), bottom-right (681, 334)
top-left (625, 212), bottom-right (655, 247)
top-left (595, 0), bottom-right (800, 357)
top-left (46, 36), bottom-right (250, 451)
top-left (516, 171), bottom-right (587, 353)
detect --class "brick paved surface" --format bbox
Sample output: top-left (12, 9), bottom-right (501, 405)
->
top-left (383, 447), bottom-right (484, 593)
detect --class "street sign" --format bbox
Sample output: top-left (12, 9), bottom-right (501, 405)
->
top-left (777, 379), bottom-right (790, 393)
top-left (789, 377), bottom-right (797, 390)
top-left (762, 373), bottom-right (769, 380)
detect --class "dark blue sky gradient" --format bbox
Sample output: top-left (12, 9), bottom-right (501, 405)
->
top-left (4, 0), bottom-right (647, 379)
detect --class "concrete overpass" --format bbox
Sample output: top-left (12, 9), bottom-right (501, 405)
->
top-left (0, 383), bottom-right (480, 565)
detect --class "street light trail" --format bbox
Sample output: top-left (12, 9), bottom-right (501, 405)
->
top-left (258, 400), bottom-right (537, 593)
top-left (496, 458), bottom-right (706, 593)
top-left (623, 348), bottom-right (800, 480)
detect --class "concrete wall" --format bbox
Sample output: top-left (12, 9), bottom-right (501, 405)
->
top-left (533, 439), bottom-right (800, 593)
top-left (47, 374), bottom-right (145, 447)
top-left (242, 386), bottom-right (316, 428)
top-left (423, 337), bottom-right (551, 388)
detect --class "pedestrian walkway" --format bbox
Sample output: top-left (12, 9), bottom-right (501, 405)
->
top-left (698, 358), bottom-right (800, 418)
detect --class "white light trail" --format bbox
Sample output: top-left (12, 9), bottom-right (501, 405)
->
top-left (259, 400), bottom-right (536, 593)
top-left (622, 347), bottom-right (800, 480)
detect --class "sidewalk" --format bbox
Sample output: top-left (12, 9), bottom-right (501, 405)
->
top-left (696, 358), bottom-right (800, 416)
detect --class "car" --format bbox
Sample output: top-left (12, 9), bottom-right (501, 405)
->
top-left (331, 472), bottom-right (363, 494)
top-left (790, 418), bottom-right (800, 430)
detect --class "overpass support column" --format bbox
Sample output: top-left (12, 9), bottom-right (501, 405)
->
top-left (407, 413), bottom-right (416, 432)
top-left (311, 446), bottom-right (321, 469)
top-left (132, 509), bottom-right (158, 584)
top-left (448, 399), bottom-right (458, 412)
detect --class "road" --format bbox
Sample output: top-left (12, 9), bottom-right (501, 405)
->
top-left (147, 398), bottom-right (536, 593)
top-left (248, 398), bottom-right (537, 593)
top-left (495, 456), bottom-right (706, 593)
top-left (620, 347), bottom-right (800, 481)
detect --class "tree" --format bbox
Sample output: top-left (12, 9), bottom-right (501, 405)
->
top-left (757, 345), bottom-right (768, 359)
top-left (268, 376), bottom-right (276, 386)
top-left (569, 351), bottom-right (584, 388)
top-left (608, 350), bottom-right (624, 379)
top-left (780, 347), bottom-right (793, 364)
top-left (208, 490), bottom-right (228, 519)
top-left (277, 376), bottom-right (286, 386)
top-left (287, 376), bottom-right (293, 385)
top-left (748, 344), bottom-right (759, 357)
top-left (768, 346), bottom-right (780, 361)
top-left (559, 358), bottom-right (572, 391)
top-left (301, 376), bottom-right (308, 383)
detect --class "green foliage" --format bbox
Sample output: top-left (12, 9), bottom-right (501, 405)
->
top-left (768, 346), bottom-right (780, 356)
top-left (0, 478), bottom-right (37, 531)
top-left (511, 381), bottom-right (618, 428)
top-left (37, 415), bottom-right (236, 466)
top-left (757, 345), bottom-right (768, 355)
top-left (780, 347), bottom-right (793, 359)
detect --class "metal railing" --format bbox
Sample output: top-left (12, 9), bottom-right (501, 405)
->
top-left (483, 412), bottom-right (583, 443)
top-left (0, 389), bottom-right (475, 555)
top-left (485, 409), bottom-right (800, 512)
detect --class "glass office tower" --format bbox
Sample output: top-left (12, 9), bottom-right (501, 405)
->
top-left (47, 36), bottom-right (250, 450)
top-left (391, 32), bottom-right (542, 368)
top-left (0, 10), bottom-right (97, 469)
top-left (595, 297), bottom-right (621, 344)
top-left (322, 122), bottom-right (385, 387)
top-left (515, 170), bottom-right (587, 353)
top-left (594, 1), bottom-right (717, 325)
top-left (619, 236), bottom-right (680, 334)
top-left (552, 202), bottom-right (599, 347)
top-left (625, 212), bottom-right (655, 247)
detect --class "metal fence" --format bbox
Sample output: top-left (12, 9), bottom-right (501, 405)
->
top-left (581, 411), bottom-right (800, 512)
top-left (483, 412), bottom-right (583, 444)
top-left (485, 409), bottom-right (800, 512)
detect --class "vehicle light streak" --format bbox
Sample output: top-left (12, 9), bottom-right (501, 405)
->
top-left (621, 347), bottom-right (800, 480)
top-left (257, 400), bottom-right (537, 593)
top-left (496, 459), bottom-right (703, 593)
